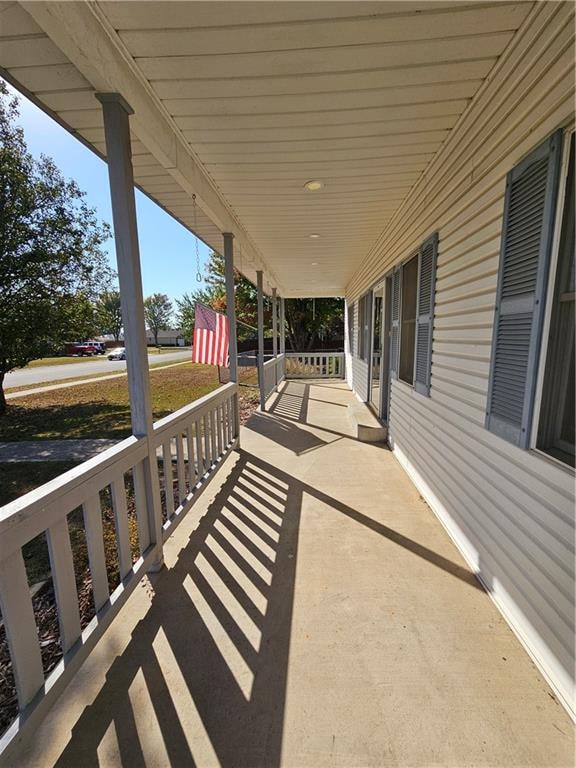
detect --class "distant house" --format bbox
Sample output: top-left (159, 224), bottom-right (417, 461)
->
top-left (145, 328), bottom-right (188, 347)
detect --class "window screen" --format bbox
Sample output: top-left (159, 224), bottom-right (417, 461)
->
top-left (537, 133), bottom-right (575, 466)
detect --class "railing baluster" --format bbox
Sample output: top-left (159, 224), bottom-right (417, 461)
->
top-left (203, 413), bottom-right (211, 468)
top-left (132, 460), bottom-right (151, 554)
top-left (284, 352), bottom-right (344, 379)
top-left (216, 404), bottom-right (223, 456)
top-left (111, 474), bottom-right (132, 579)
top-left (82, 494), bottom-right (109, 612)
top-left (0, 549), bottom-right (44, 707)
top-left (176, 433), bottom-right (187, 502)
top-left (162, 440), bottom-right (175, 519)
top-left (222, 400), bottom-right (230, 449)
top-left (229, 396), bottom-right (234, 442)
top-left (186, 424), bottom-right (197, 487)
top-left (46, 517), bottom-right (82, 653)
top-left (195, 418), bottom-right (205, 476)
top-left (210, 408), bottom-right (217, 461)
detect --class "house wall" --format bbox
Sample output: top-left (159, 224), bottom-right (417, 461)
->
top-left (345, 2), bottom-right (575, 715)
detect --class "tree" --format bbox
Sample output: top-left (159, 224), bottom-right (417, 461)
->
top-left (97, 289), bottom-right (123, 341)
top-left (144, 293), bottom-right (172, 346)
top-left (0, 82), bottom-right (111, 413)
top-left (177, 251), bottom-right (344, 350)
top-left (175, 289), bottom-right (212, 343)
top-left (59, 292), bottom-right (99, 343)
top-left (285, 298), bottom-right (344, 351)
top-left (178, 251), bottom-right (268, 343)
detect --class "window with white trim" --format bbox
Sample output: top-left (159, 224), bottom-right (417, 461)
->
top-left (536, 133), bottom-right (575, 467)
top-left (390, 233), bottom-right (438, 395)
top-left (358, 293), bottom-right (370, 361)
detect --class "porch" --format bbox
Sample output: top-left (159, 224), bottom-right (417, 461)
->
top-left (8, 381), bottom-right (573, 767)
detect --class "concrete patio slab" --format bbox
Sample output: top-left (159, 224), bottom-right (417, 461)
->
top-left (9, 381), bottom-right (574, 767)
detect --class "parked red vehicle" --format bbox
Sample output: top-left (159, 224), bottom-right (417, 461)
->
top-left (71, 343), bottom-right (99, 356)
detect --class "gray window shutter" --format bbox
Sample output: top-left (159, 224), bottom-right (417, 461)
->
top-left (414, 232), bottom-right (438, 395)
top-left (390, 267), bottom-right (401, 379)
top-left (486, 130), bottom-right (562, 448)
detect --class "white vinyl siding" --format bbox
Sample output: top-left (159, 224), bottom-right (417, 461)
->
top-left (346, 2), bottom-right (575, 716)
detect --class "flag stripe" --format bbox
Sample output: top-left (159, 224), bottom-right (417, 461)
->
top-left (192, 304), bottom-right (230, 367)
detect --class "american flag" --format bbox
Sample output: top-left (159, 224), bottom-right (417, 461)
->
top-left (192, 303), bottom-right (229, 367)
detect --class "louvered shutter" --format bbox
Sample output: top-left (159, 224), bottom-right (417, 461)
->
top-left (486, 131), bottom-right (562, 448)
top-left (390, 268), bottom-right (401, 379)
top-left (414, 233), bottom-right (438, 395)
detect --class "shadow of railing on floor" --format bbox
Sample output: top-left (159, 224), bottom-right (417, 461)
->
top-left (54, 451), bottom-right (302, 768)
top-left (268, 381), bottom-right (310, 423)
top-left (53, 449), bottom-right (482, 767)
top-left (247, 412), bottom-right (328, 455)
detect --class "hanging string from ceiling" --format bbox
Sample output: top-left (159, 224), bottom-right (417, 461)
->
top-left (192, 193), bottom-right (202, 283)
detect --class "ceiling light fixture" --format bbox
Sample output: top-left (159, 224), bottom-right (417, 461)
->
top-left (311, 262), bottom-right (319, 266)
top-left (304, 180), bottom-right (324, 191)
top-left (309, 233), bottom-right (320, 239)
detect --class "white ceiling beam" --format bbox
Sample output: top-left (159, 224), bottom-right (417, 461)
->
top-left (20, 0), bottom-right (281, 294)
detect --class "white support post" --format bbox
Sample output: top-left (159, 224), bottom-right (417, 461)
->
top-left (97, 92), bottom-right (164, 571)
top-left (223, 232), bottom-right (240, 441)
top-left (272, 288), bottom-right (278, 358)
top-left (257, 270), bottom-right (266, 411)
top-left (280, 297), bottom-right (286, 355)
top-left (272, 288), bottom-right (278, 389)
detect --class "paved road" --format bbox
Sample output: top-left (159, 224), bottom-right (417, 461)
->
top-left (5, 349), bottom-right (191, 388)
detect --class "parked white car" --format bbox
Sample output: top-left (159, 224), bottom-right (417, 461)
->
top-left (107, 347), bottom-right (126, 360)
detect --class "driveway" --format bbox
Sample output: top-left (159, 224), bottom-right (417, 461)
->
top-left (5, 349), bottom-right (191, 388)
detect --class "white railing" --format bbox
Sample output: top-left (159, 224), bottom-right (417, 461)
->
top-left (261, 353), bottom-right (286, 403)
top-left (277, 352), bottom-right (286, 383)
top-left (285, 352), bottom-right (345, 379)
top-left (0, 382), bottom-right (239, 757)
top-left (262, 356), bottom-right (279, 401)
top-left (153, 383), bottom-right (238, 538)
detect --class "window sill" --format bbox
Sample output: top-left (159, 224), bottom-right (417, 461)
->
top-left (393, 378), bottom-right (414, 393)
top-left (530, 447), bottom-right (575, 475)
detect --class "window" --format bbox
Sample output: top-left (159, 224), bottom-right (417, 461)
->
top-left (399, 254), bottom-right (418, 384)
top-left (390, 233), bottom-right (438, 394)
top-left (358, 293), bottom-right (370, 361)
top-left (537, 133), bottom-right (575, 466)
top-left (347, 301), bottom-right (355, 356)
top-left (487, 128), bottom-right (575, 465)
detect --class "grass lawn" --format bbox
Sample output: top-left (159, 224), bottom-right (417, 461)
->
top-left (24, 347), bottom-right (190, 367)
top-left (5, 358), bottom-right (189, 394)
top-left (147, 346), bottom-right (190, 354)
top-left (0, 363), bottom-right (222, 441)
top-left (26, 356), bottom-right (103, 368)
top-left (0, 461), bottom-right (78, 508)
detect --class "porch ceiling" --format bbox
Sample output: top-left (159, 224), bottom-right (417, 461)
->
top-left (1, 1), bottom-right (533, 296)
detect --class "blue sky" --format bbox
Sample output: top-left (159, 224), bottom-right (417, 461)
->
top-left (6, 81), bottom-right (212, 304)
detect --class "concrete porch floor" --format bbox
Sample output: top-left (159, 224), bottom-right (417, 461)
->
top-left (12, 381), bottom-right (574, 767)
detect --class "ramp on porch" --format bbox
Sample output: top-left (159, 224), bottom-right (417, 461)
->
top-left (12, 381), bottom-right (573, 767)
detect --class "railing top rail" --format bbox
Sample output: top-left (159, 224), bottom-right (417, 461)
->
top-left (0, 383), bottom-right (238, 547)
top-left (0, 436), bottom-right (148, 558)
top-left (285, 351), bottom-right (344, 356)
top-left (153, 382), bottom-right (236, 438)
top-left (0, 434), bottom-right (144, 527)
top-left (262, 357), bottom-right (278, 369)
